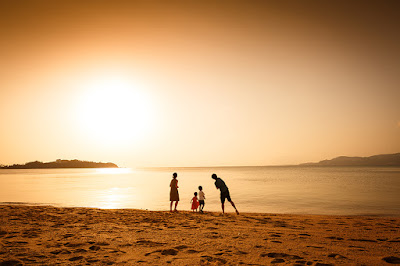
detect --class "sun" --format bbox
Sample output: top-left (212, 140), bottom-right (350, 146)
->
top-left (76, 74), bottom-right (155, 146)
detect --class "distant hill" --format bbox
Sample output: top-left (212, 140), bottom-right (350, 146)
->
top-left (300, 153), bottom-right (400, 167)
top-left (0, 159), bottom-right (118, 169)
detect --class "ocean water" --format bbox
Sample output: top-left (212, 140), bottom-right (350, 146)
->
top-left (0, 166), bottom-right (399, 216)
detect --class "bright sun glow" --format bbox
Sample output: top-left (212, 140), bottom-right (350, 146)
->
top-left (76, 73), bottom-right (155, 146)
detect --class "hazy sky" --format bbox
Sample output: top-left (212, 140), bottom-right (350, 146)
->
top-left (1, 1), bottom-right (399, 167)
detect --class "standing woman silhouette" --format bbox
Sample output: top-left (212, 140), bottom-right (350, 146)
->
top-left (170, 172), bottom-right (179, 212)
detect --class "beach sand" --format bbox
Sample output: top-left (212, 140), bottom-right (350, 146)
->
top-left (0, 205), bottom-right (399, 265)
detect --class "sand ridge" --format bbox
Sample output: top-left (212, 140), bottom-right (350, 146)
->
top-left (0, 205), bottom-right (399, 265)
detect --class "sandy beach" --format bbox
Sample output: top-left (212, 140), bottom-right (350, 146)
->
top-left (0, 205), bottom-right (399, 265)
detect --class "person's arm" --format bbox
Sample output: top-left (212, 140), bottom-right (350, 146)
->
top-left (176, 180), bottom-right (179, 188)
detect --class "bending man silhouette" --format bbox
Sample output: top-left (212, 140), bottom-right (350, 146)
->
top-left (211, 173), bottom-right (239, 214)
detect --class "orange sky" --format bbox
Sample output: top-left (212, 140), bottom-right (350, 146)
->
top-left (0, 1), bottom-right (399, 167)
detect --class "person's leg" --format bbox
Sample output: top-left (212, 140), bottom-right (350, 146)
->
top-left (229, 200), bottom-right (239, 215)
top-left (220, 193), bottom-right (226, 213)
top-left (170, 201), bottom-right (173, 212)
top-left (174, 201), bottom-right (178, 211)
top-left (226, 191), bottom-right (239, 214)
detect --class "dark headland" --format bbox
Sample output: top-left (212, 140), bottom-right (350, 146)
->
top-left (0, 159), bottom-right (118, 169)
top-left (300, 152), bottom-right (400, 167)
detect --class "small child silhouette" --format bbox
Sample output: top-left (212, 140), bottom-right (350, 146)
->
top-left (190, 192), bottom-right (199, 212)
top-left (198, 186), bottom-right (205, 213)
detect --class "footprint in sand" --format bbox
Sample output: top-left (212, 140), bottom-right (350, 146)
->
top-left (200, 255), bottom-right (227, 264)
top-left (118, 243), bottom-right (133, 247)
top-left (10, 241), bottom-right (29, 246)
top-left (270, 234), bottom-right (282, 237)
top-left (74, 248), bottom-right (87, 253)
top-left (235, 250), bottom-right (248, 255)
top-left (161, 249), bottom-right (178, 255)
top-left (383, 256), bottom-right (400, 264)
top-left (174, 245), bottom-right (188, 250)
top-left (293, 260), bottom-right (307, 265)
top-left (95, 241), bottom-right (110, 246)
top-left (328, 253), bottom-right (347, 259)
top-left (63, 233), bottom-right (74, 239)
top-left (68, 256), bottom-right (84, 261)
top-left (306, 245), bottom-right (324, 249)
top-left (64, 242), bottom-right (83, 247)
top-left (273, 221), bottom-right (288, 228)
top-left (260, 252), bottom-right (303, 261)
top-left (186, 249), bottom-right (198, 254)
top-left (50, 250), bottom-right (63, 255)
top-left (0, 259), bottom-right (23, 266)
top-left (271, 258), bottom-right (285, 263)
top-left (326, 236), bottom-right (343, 241)
top-left (136, 240), bottom-right (165, 247)
top-left (102, 259), bottom-right (116, 265)
top-left (350, 238), bottom-right (377, 243)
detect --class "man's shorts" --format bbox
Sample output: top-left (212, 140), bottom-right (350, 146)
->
top-left (220, 190), bottom-right (232, 204)
top-left (199, 200), bottom-right (205, 205)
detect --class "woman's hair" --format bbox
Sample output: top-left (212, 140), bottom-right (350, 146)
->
top-left (173, 172), bottom-right (177, 178)
top-left (198, 186), bottom-right (203, 190)
top-left (194, 192), bottom-right (198, 196)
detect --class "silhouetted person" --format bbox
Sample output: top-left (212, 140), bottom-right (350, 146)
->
top-left (198, 185), bottom-right (205, 213)
top-left (170, 172), bottom-right (179, 212)
top-left (190, 192), bottom-right (199, 212)
top-left (211, 173), bottom-right (239, 214)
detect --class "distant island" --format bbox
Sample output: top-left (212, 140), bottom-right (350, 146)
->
top-left (300, 153), bottom-right (400, 167)
top-left (0, 159), bottom-right (118, 169)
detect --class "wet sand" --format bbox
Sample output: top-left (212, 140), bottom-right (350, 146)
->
top-left (0, 205), bottom-right (399, 265)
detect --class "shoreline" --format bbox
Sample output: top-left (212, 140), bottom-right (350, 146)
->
top-left (1, 202), bottom-right (399, 218)
top-left (1, 205), bottom-right (399, 265)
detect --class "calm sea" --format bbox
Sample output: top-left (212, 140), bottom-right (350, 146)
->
top-left (0, 167), bottom-right (399, 216)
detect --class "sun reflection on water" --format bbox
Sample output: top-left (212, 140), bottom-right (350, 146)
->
top-left (97, 187), bottom-right (135, 209)
top-left (95, 168), bottom-right (132, 174)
